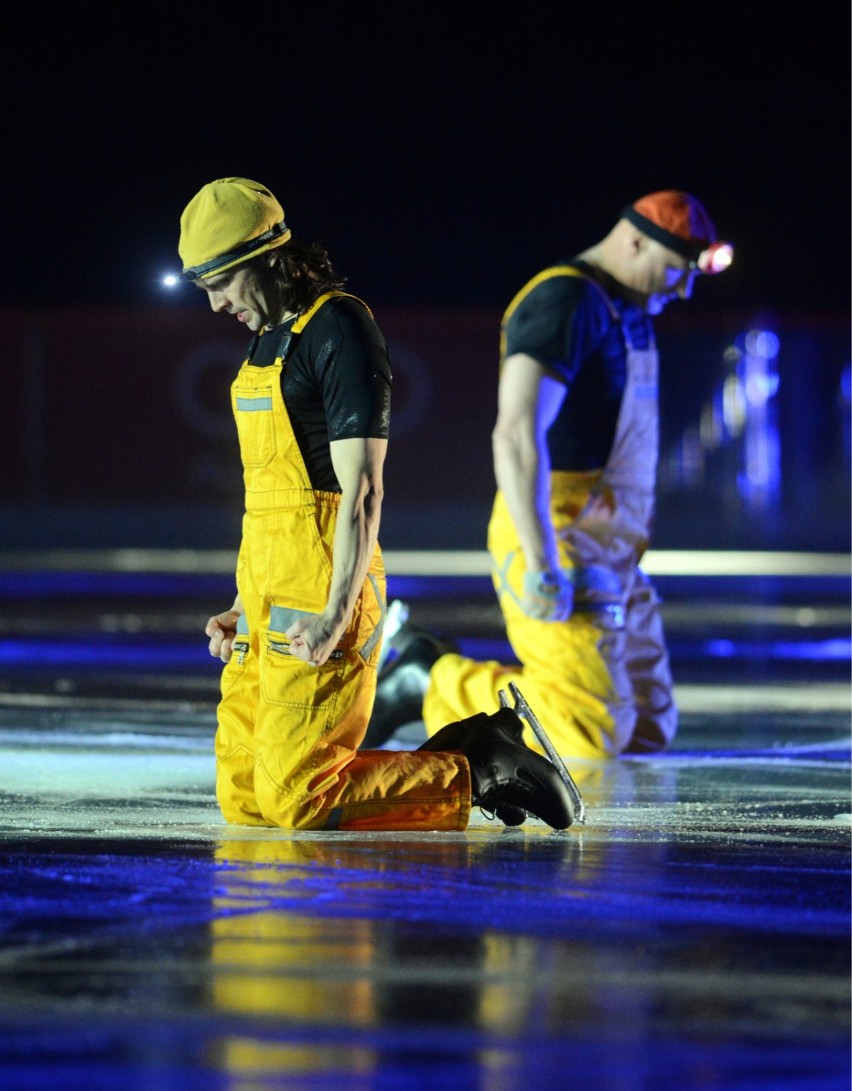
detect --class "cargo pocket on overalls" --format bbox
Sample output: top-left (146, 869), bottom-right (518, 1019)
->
top-left (261, 605), bottom-right (345, 710)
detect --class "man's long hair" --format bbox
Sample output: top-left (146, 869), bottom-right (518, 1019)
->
top-left (264, 238), bottom-right (347, 314)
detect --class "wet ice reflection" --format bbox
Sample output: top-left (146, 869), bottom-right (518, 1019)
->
top-left (0, 688), bottom-right (848, 1088)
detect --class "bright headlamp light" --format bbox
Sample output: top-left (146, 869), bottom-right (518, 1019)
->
top-left (695, 241), bottom-right (734, 275)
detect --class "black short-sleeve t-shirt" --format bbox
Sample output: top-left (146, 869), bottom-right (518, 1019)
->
top-left (246, 295), bottom-right (392, 491)
top-left (502, 263), bottom-right (653, 471)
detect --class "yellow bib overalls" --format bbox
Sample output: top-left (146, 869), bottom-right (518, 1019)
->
top-left (423, 269), bottom-right (677, 759)
top-left (216, 293), bottom-right (470, 830)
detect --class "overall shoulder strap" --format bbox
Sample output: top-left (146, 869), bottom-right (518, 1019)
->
top-left (275, 291), bottom-right (373, 362)
top-left (502, 265), bottom-right (586, 326)
top-left (291, 290), bottom-right (373, 334)
top-left (500, 265), bottom-right (620, 365)
top-left (503, 265), bottom-right (619, 326)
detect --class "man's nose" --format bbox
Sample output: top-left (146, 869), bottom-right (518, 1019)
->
top-left (207, 290), bottom-right (228, 313)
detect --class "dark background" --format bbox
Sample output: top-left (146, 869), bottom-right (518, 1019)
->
top-left (1, 2), bottom-right (848, 314)
top-left (0, 3), bottom-right (848, 553)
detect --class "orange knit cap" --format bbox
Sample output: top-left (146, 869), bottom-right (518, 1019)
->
top-left (623, 190), bottom-right (717, 260)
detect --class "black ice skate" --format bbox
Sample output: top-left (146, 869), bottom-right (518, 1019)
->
top-left (418, 689), bottom-right (584, 830)
top-left (364, 604), bottom-right (459, 748)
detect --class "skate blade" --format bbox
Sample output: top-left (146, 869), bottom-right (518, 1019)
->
top-left (498, 682), bottom-right (587, 825)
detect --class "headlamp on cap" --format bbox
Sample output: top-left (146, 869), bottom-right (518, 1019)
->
top-left (179, 218), bottom-right (289, 282)
top-left (694, 241), bottom-right (734, 275)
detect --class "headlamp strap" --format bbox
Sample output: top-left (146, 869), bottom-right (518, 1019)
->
top-left (621, 206), bottom-right (704, 262)
top-left (181, 219), bottom-right (289, 281)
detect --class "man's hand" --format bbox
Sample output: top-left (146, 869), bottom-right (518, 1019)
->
top-left (521, 569), bottom-right (573, 622)
top-left (285, 614), bottom-right (342, 667)
top-left (205, 609), bottom-right (242, 663)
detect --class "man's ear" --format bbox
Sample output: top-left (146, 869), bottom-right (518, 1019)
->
top-left (630, 231), bottom-right (648, 256)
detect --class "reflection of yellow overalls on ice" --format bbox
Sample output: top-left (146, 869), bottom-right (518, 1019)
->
top-left (424, 267), bottom-right (677, 760)
top-left (216, 294), bottom-right (468, 831)
top-left (208, 828), bottom-right (603, 1080)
